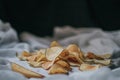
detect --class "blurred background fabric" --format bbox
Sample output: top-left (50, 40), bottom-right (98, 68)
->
top-left (0, 0), bottom-right (120, 36)
top-left (1, 20), bottom-right (120, 80)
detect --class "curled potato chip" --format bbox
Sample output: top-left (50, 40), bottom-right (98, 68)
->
top-left (48, 64), bottom-right (68, 74)
top-left (56, 60), bottom-right (72, 71)
top-left (79, 64), bottom-right (101, 71)
top-left (45, 47), bottom-right (64, 61)
top-left (65, 54), bottom-right (81, 66)
top-left (66, 44), bottom-right (85, 61)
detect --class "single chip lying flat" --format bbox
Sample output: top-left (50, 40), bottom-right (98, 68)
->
top-left (79, 64), bottom-right (101, 71)
top-left (11, 62), bottom-right (45, 78)
top-left (93, 59), bottom-right (111, 66)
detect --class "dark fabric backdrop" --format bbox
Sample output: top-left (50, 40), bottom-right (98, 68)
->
top-left (0, 0), bottom-right (120, 36)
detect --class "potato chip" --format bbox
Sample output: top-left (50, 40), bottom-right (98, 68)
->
top-left (93, 59), bottom-right (111, 66)
top-left (45, 47), bottom-right (64, 61)
top-left (41, 61), bottom-right (54, 70)
top-left (96, 54), bottom-right (112, 59)
top-left (28, 61), bottom-right (44, 67)
top-left (48, 64), bottom-right (68, 74)
top-left (56, 60), bottom-right (72, 71)
top-left (26, 55), bottom-right (38, 61)
top-left (18, 51), bottom-right (31, 60)
top-left (86, 52), bottom-right (104, 60)
top-left (66, 44), bottom-right (85, 61)
top-left (11, 62), bottom-right (45, 78)
top-left (79, 64), bottom-right (101, 71)
top-left (36, 49), bottom-right (46, 54)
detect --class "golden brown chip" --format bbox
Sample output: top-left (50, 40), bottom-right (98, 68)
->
top-left (86, 52), bottom-right (104, 60)
top-left (79, 64), bottom-right (101, 71)
top-left (48, 64), bottom-right (68, 74)
top-left (56, 60), bottom-right (72, 71)
top-left (59, 49), bottom-right (69, 58)
top-left (66, 44), bottom-right (85, 61)
top-left (36, 54), bottom-right (46, 62)
top-left (65, 54), bottom-right (81, 66)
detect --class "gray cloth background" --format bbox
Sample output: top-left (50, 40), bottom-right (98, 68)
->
top-left (0, 20), bottom-right (120, 80)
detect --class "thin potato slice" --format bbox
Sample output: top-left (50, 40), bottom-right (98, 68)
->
top-left (48, 64), bottom-right (68, 74)
top-left (96, 54), bottom-right (112, 59)
top-left (45, 47), bottom-right (64, 61)
top-left (79, 64), bottom-right (101, 71)
top-left (56, 60), bottom-right (72, 71)
top-left (86, 52), bottom-right (104, 60)
top-left (28, 61), bottom-right (45, 68)
top-left (11, 62), bottom-right (45, 78)
top-left (93, 59), bottom-right (111, 66)
top-left (41, 61), bottom-right (54, 70)
top-left (18, 51), bottom-right (31, 60)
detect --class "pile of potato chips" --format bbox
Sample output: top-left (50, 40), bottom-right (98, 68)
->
top-left (18, 41), bottom-right (111, 74)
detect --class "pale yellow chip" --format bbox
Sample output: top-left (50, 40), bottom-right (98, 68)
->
top-left (18, 51), bottom-right (31, 61)
top-left (28, 61), bottom-right (44, 67)
top-left (93, 59), bottom-right (111, 66)
top-left (79, 64), bottom-right (101, 71)
top-left (45, 47), bottom-right (64, 61)
top-left (36, 49), bottom-right (46, 54)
